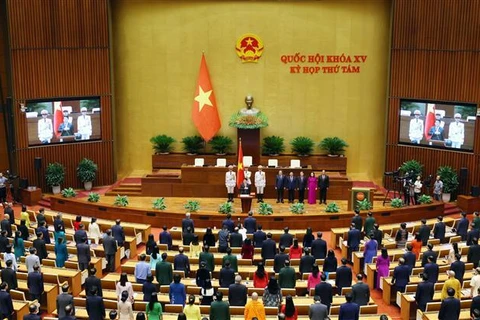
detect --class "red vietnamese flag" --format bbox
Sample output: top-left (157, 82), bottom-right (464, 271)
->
top-left (424, 103), bottom-right (436, 140)
top-left (53, 101), bottom-right (63, 138)
top-left (192, 54), bottom-right (221, 141)
top-left (236, 139), bottom-right (244, 188)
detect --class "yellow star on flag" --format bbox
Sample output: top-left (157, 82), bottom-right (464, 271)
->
top-left (195, 85), bottom-right (213, 112)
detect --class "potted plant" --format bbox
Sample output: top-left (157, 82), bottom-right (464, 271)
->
top-left (262, 136), bottom-right (285, 156)
top-left (45, 162), bottom-right (65, 194)
top-left (76, 158), bottom-right (97, 191)
top-left (218, 202), bottom-right (235, 214)
top-left (114, 195), bottom-right (129, 207)
top-left (290, 136), bottom-right (315, 156)
top-left (258, 202), bottom-right (273, 215)
top-left (61, 187), bottom-right (77, 198)
top-left (289, 202), bottom-right (305, 214)
top-left (208, 136), bottom-right (233, 155)
top-left (87, 192), bottom-right (100, 203)
top-left (418, 194), bottom-right (433, 204)
top-left (318, 137), bottom-right (349, 156)
top-left (184, 200), bottom-right (200, 212)
top-left (150, 134), bottom-right (176, 154)
top-left (400, 160), bottom-right (423, 178)
top-left (325, 202), bottom-right (340, 213)
top-left (437, 166), bottom-right (459, 202)
top-left (152, 198), bottom-right (167, 210)
top-left (390, 198), bottom-right (403, 208)
top-left (356, 198), bottom-right (372, 211)
top-left (181, 136), bottom-right (204, 155)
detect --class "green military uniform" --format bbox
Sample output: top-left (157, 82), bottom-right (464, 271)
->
top-left (155, 259), bottom-right (173, 285)
top-left (279, 266), bottom-right (296, 288)
top-left (364, 216), bottom-right (376, 236)
top-left (209, 300), bottom-right (231, 320)
top-left (222, 254), bottom-right (238, 272)
top-left (199, 251), bottom-right (215, 272)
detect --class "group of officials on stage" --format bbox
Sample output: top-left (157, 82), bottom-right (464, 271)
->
top-left (225, 165), bottom-right (330, 204)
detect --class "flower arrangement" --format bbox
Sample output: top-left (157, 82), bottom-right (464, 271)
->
top-left (229, 112), bottom-right (269, 129)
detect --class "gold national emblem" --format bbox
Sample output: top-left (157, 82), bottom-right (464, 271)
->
top-left (235, 33), bottom-right (264, 63)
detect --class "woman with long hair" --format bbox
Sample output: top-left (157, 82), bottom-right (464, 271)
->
top-left (200, 279), bottom-right (215, 305)
top-left (150, 245), bottom-right (161, 269)
top-left (13, 231), bottom-right (24, 261)
top-left (169, 274), bottom-right (186, 305)
top-left (395, 222), bottom-right (408, 248)
top-left (116, 273), bottom-right (134, 303)
top-left (202, 227), bottom-right (216, 247)
top-left (323, 249), bottom-right (338, 278)
top-left (145, 234), bottom-right (157, 256)
top-left (307, 172), bottom-right (318, 204)
top-left (363, 234), bottom-right (378, 265)
top-left (253, 262), bottom-right (269, 289)
top-left (262, 277), bottom-right (282, 308)
top-left (146, 292), bottom-right (163, 320)
top-left (18, 220), bottom-right (29, 240)
top-left (73, 215), bottom-right (82, 231)
top-left (55, 237), bottom-right (68, 267)
top-left (280, 295), bottom-right (298, 320)
top-left (448, 241), bottom-right (460, 264)
top-left (54, 225), bottom-right (66, 244)
top-left (307, 264), bottom-right (321, 290)
top-left (177, 314), bottom-right (187, 320)
top-left (376, 248), bottom-right (390, 288)
top-left (241, 238), bottom-right (254, 260)
top-left (88, 217), bottom-right (102, 244)
top-left (411, 233), bottom-right (422, 260)
top-left (190, 235), bottom-right (201, 258)
top-left (289, 238), bottom-right (302, 259)
top-left (117, 290), bottom-right (134, 320)
top-left (183, 294), bottom-right (201, 320)
top-left (303, 227), bottom-right (314, 248)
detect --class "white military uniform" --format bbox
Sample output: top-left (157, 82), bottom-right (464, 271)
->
top-left (77, 114), bottom-right (92, 140)
top-left (225, 170), bottom-right (236, 193)
top-left (409, 118), bottom-right (424, 143)
top-left (449, 121), bottom-right (464, 149)
top-left (255, 170), bottom-right (266, 194)
top-left (38, 118), bottom-right (53, 143)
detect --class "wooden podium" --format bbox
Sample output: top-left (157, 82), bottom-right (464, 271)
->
top-left (237, 129), bottom-right (260, 165)
top-left (20, 188), bottom-right (42, 206)
top-left (239, 195), bottom-right (253, 213)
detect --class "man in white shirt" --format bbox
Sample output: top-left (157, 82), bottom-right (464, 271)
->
top-left (225, 165), bottom-right (236, 203)
top-left (37, 109), bottom-right (53, 144)
top-left (254, 165), bottom-right (266, 203)
top-left (448, 113), bottom-right (465, 149)
top-left (409, 109), bottom-right (424, 144)
top-left (77, 107), bottom-right (92, 140)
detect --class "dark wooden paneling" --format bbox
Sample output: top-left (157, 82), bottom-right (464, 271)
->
top-left (5, 0), bottom-right (114, 189)
top-left (386, 0), bottom-right (480, 194)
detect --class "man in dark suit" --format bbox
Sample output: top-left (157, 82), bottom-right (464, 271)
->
top-left (0, 282), bottom-right (13, 320)
top-left (228, 275), bottom-right (247, 306)
top-left (253, 225), bottom-right (267, 248)
top-left (85, 267), bottom-right (102, 297)
top-left (351, 210), bottom-right (363, 231)
top-left (33, 232), bottom-right (48, 263)
top-left (102, 229), bottom-right (118, 272)
top-left (372, 224), bottom-right (383, 247)
top-left (335, 258), bottom-right (352, 294)
top-left (174, 247), bottom-right (190, 275)
top-left (299, 248), bottom-right (315, 275)
top-left (347, 224), bottom-right (361, 262)
top-left (182, 212), bottom-right (195, 233)
top-left (317, 170), bottom-right (329, 204)
top-left (314, 274), bottom-right (332, 312)
top-left (60, 304), bottom-right (76, 320)
top-left (468, 238), bottom-right (480, 268)
top-left (457, 211), bottom-right (469, 241)
top-left (229, 227), bottom-right (243, 248)
top-left (27, 265), bottom-right (44, 302)
top-left (392, 258), bottom-right (410, 293)
top-left (433, 216), bottom-right (446, 243)
top-left (297, 171), bottom-right (307, 204)
top-left (244, 211), bottom-right (257, 234)
top-left (285, 172), bottom-right (297, 203)
top-left (261, 233), bottom-right (277, 261)
top-left (467, 223), bottom-right (480, 246)
top-left (111, 219), bottom-right (125, 246)
top-left (23, 304), bottom-right (41, 320)
top-left (308, 295), bottom-right (329, 320)
top-left (53, 213), bottom-right (65, 232)
top-left (338, 294), bottom-right (359, 320)
top-left (415, 273), bottom-right (434, 312)
top-left (451, 253), bottom-right (466, 282)
top-left (86, 287), bottom-right (105, 320)
top-left (311, 232), bottom-right (327, 260)
top-left (418, 219), bottom-right (431, 246)
top-left (156, 252), bottom-right (173, 285)
top-left (275, 170), bottom-right (286, 203)
top-left (274, 246), bottom-right (289, 273)
top-left (351, 274), bottom-right (370, 306)
top-left (74, 224), bottom-right (88, 245)
top-left (279, 227), bottom-right (293, 249)
top-left (182, 227), bottom-right (195, 246)
top-left (1, 260), bottom-right (17, 291)
top-left (159, 225), bottom-right (173, 250)
top-left (424, 256), bottom-right (439, 284)
top-left (0, 231), bottom-right (9, 253)
top-left (219, 260), bottom-right (235, 288)
top-left (438, 288), bottom-right (461, 320)
top-left (1, 214), bottom-right (12, 237)
top-left (36, 221), bottom-right (50, 244)
top-left (279, 260), bottom-right (296, 288)
top-left (421, 243), bottom-right (438, 267)
top-left (77, 237), bottom-right (91, 271)
top-left (222, 213), bottom-right (235, 233)
top-left (403, 244), bottom-right (416, 270)
top-left (36, 208), bottom-right (46, 227)
top-left (56, 284), bottom-right (74, 319)
top-left (4, 204), bottom-right (14, 226)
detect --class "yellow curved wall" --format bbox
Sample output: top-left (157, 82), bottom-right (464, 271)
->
top-left (112, 0), bottom-right (391, 182)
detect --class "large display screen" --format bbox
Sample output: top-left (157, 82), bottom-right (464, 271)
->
top-left (398, 100), bottom-right (477, 151)
top-left (25, 97), bottom-right (101, 146)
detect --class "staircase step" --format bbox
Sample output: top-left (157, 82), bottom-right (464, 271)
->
top-left (105, 191), bottom-right (143, 197)
top-left (112, 186), bottom-right (142, 192)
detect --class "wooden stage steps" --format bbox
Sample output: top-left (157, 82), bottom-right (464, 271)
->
top-left (105, 183), bottom-right (142, 197)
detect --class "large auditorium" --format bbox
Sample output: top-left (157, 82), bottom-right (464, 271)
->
top-left (0, 1), bottom-right (479, 319)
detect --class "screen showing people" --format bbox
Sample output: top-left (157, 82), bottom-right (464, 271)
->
top-left (25, 97), bottom-right (101, 146)
top-left (398, 100), bottom-right (477, 151)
